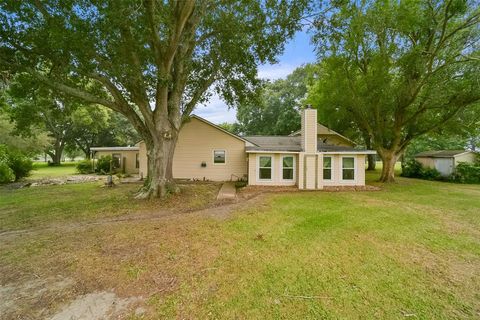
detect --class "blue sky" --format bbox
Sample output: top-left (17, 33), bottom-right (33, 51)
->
top-left (195, 29), bottom-right (316, 124)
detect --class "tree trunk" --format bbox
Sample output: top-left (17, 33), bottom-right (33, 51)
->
top-left (379, 149), bottom-right (398, 182)
top-left (367, 154), bottom-right (376, 171)
top-left (136, 128), bottom-right (179, 199)
top-left (363, 133), bottom-right (376, 170)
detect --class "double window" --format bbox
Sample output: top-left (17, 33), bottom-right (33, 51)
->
top-left (259, 156), bottom-right (272, 180)
top-left (323, 156), bottom-right (332, 180)
top-left (213, 150), bottom-right (226, 164)
top-left (282, 156), bottom-right (294, 180)
top-left (342, 157), bottom-right (355, 180)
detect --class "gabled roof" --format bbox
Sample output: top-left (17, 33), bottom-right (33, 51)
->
top-left (415, 150), bottom-right (475, 158)
top-left (243, 136), bottom-right (301, 152)
top-left (189, 115), bottom-right (252, 144)
top-left (289, 123), bottom-right (356, 146)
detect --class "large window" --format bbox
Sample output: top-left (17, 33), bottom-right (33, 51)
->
top-left (213, 150), bottom-right (226, 164)
top-left (282, 156), bottom-right (294, 180)
top-left (259, 156), bottom-right (272, 180)
top-left (323, 156), bottom-right (332, 180)
top-left (342, 157), bottom-right (355, 180)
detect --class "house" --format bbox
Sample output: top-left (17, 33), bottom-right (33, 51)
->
top-left (93, 107), bottom-right (376, 189)
top-left (415, 150), bottom-right (478, 177)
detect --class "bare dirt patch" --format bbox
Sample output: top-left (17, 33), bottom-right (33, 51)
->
top-left (49, 291), bottom-right (141, 320)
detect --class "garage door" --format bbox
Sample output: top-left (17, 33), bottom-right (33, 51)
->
top-left (434, 158), bottom-right (454, 176)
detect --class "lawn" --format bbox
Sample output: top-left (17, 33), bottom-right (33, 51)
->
top-left (1, 169), bottom-right (479, 319)
top-left (29, 161), bottom-right (79, 179)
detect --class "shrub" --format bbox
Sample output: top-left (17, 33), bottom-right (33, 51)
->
top-left (401, 159), bottom-right (423, 178)
top-left (0, 161), bottom-right (15, 183)
top-left (451, 162), bottom-right (480, 184)
top-left (401, 159), bottom-right (441, 181)
top-left (7, 151), bottom-right (33, 180)
top-left (96, 155), bottom-right (112, 174)
top-left (76, 159), bottom-right (94, 174)
top-left (0, 145), bottom-right (33, 182)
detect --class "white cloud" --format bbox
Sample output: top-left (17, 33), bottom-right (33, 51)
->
top-left (257, 63), bottom-right (297, 80)
top-left (194, 94), bottom-right (237, 124)
top-left (197, 63), bottom-right (301, 124)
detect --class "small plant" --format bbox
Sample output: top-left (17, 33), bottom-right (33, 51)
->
top-left (235, 180), bottom-right (248, 189)
top-left (76, 159), bottom-right (94, 174)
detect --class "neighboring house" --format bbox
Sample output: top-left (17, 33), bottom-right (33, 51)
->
top-left (94, 107), bottom-right (375, 189)
top-left (415, 150), bottom-right (478, 177)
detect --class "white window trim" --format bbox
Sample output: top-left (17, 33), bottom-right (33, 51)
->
top-left (257, 155), bottom-right (273, 181)
top-left (212, 149), bottom-right (226, 165)
top-left (340, 155), bottom-right (357, 182)
top-left (280, 155), bottom-right (295, 181)
top-left (323, 156), bottom-right (333, 181)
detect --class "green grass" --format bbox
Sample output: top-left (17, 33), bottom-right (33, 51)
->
top-left (29, 162), bottom-right (78, 179)
top-left (1, 169), bottom-right (479, 319)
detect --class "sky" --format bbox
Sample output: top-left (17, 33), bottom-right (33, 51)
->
top-left (195, 30), bottom-right (317, 124)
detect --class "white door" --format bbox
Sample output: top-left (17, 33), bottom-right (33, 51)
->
top-left (434, 158), bottom-right (454, 176)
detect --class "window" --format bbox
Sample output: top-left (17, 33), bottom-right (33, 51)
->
top-left (323, 156), bottom-right (332, 180)
top-left (342, 157), bottom-right (355, 180)
top-left (282, 156), bottom-right (294, 180)
top-left (213, 150), bottom-right (226, 164)
top-left (112, 153), bottom-right (121, 169)
top-left (135, 153), bottom-right (139, 169)
top-left (259, 156), bottom-right (272, 180)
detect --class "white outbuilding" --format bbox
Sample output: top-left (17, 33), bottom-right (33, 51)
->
top-left (415, 150), bottom-right (478, 176)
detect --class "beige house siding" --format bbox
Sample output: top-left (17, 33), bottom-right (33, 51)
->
top-left (140, 117), bottom-right (247, 181)
top-left (94, 150), bottom-right (139, 174)
top-left (139, 142), bottom-right (148, 178)
top-left (416, 157), bottom-right (435, 168)
top-left (454, 152), bottom-right (477, 165)
top-left (247, 153), bottom-right (298, 186)
top-left (302, 109), bottom-right (317, 153)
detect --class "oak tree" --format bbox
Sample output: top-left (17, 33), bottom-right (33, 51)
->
top-left (309, 0), bottom-right (480, 182)
top-left (0, 0), bottom-right (308, 197)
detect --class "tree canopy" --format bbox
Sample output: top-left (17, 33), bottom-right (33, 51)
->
top-left (0, 0), bottom-right (309, 197)
top-left (235, 64), bottom-right (314, 135)
top-left (308, 0), bottom-right (480, 182)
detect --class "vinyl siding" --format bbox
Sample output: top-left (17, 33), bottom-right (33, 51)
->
top-left (139, 118), bottom-right (247, 181)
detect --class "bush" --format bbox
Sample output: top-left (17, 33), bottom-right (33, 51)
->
top-left (401, 159), bottom-right (423, 178)
top-left (96, 155), bottom-right (112, 174)
top-left (401, 159), bottom-right (441, 181)
top-left (451, 162), bottom-right (480, 184)
top-left (7, 151), bottom-right (33, 180)
top-left (0, 161), bottom-right (15, 183)
top-left (76, 159), bottom-right (94, 174)
top-left (0, 145), bottom-right (33, 182)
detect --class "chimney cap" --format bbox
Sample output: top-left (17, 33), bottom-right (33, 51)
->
top-left (305, 104), bottom-right (313, 109)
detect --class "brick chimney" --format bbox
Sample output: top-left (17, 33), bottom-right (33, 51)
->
top-left (301, 105), bottom-right (317, 153)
